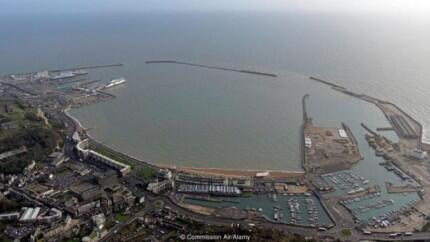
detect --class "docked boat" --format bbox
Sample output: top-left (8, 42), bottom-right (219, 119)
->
top-left (105, 77), bottom-right (127, 88)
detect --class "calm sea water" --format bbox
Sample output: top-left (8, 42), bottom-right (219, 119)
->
top-left (1, 12), bottom-right (430, 170)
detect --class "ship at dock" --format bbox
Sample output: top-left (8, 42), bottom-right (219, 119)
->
top-left (104, 77), bottom-right (126, 89)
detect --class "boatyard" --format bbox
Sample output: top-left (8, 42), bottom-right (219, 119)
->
top-left (180, 193), bottom-right (333, 227)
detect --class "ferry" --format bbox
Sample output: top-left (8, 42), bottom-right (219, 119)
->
top-left (105, 77), bottom-right (127, 88)
top-left (50, 71), bottom-right (76, 80)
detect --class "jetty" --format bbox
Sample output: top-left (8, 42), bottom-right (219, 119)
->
top-left (146, 60), bottom-right (277, 77)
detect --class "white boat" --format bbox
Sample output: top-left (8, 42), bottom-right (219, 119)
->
top-left (105, 77), bottom-right (127, 88)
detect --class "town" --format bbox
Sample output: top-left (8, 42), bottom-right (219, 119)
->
top-left (1, 65), bottom-right (430, 242)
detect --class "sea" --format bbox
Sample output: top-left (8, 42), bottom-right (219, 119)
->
top-left (1, 12), bottom-right (430, 170)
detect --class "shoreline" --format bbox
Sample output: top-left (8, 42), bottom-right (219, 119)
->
top-left (64, 106), bottom-right (304, 176)
top-left (66, 75), bottom-right (428, 178)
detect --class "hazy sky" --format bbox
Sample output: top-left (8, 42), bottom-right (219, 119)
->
top-left (1, 0), bottom-right (430, 15)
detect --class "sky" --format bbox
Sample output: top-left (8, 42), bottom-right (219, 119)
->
top-left (1, 0), bottom-right (430, 16)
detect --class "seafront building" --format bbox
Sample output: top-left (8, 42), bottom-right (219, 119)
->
top-left (75, 139), bottom-right (131, 176)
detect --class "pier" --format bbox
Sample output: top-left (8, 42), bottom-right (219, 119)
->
top-left (146, 60), bottom-right (277, 78)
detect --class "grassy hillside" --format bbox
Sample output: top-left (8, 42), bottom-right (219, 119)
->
top-left (0, 100), bottom-right (64, 174)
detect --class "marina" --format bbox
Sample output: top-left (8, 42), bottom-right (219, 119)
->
top-left (183, 194), bottom-right (333, 227)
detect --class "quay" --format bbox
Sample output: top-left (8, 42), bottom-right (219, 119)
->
top-left (146, 60), bottom-right (277, 77)
top-left (3, 63), bottom-right (123, 77)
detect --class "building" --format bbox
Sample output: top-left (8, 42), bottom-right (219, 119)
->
top-left (147, 180), bottom-right (174, 194)
top-left (93, 170), bottom-right (118, 188)
top-left (25, 183), bottom-right (54, 199)
top-left (158, 169), bottom-right (172, 180)
top-left (35, 71), bottom-right (49, 79)
top-left (20, 207), bottom-right (41, 222)
top-left (67, 162), bottom-right (91, 176)
top-left (64, 197), bottom-right (101, 217)
top-left (76, 139), bottom-right (131, 176)
top-left (70, 181), bottom-right (101, 202)
top-left (108, 187), bottom-right (135, 212)
top-left (47, 151), bottom-right (65, 167)
top-left (71, 132), bottom-right (81, 143)
top-left (34, 208), bottom-right (63, 223)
